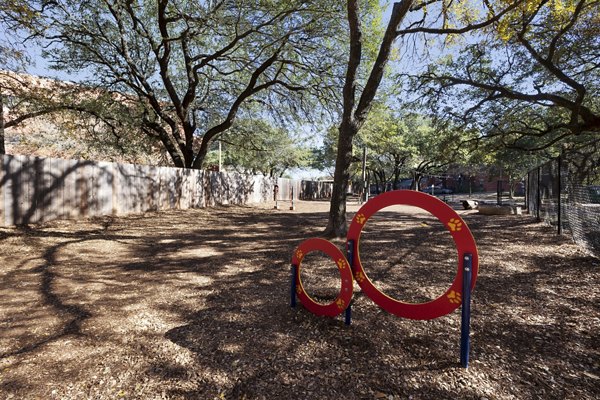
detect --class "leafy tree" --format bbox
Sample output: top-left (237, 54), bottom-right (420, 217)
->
top-left (324, 0), bottom-right (526, 237)
top-left (325, 0), bottom-right (413, 237)
top-left (465, 137), bottom-right (542, 196)
top-left (0, 1), bottom-right (39, 69)
top-left (24, 0), bottom-right (345, 169)
top-left (401, 113), bottom-right (471, 189)
top-left (1, 71), bottom-right (161, 162)
top-left (0, 1), bottom-right (40, 154)
top-left (215, 119), bottom-right (311, 177)
top-left (310, 125), bottom-right (338, 178)
top-left (359, 103), bottom-right (410, 192)
top-left (411, 0), bottom-right (600, 152)
top-left (1, 4), bottom-right (156, 159)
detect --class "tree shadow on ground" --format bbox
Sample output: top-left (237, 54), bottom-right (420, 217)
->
top-left (0, 205), bottom-right (598, 399)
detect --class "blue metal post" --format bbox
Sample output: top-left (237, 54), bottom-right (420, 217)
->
top-left (344, 302), bottom-right (352, 325)
top-left (345, 240), bottom-right (355, 326)
top-left (460, 253), bottom-right (473, 368)
top-left (290, 264), bottom-right (297, 308)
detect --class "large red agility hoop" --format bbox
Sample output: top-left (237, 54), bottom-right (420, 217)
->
top-left (346, 190), bottom-right (478, 320)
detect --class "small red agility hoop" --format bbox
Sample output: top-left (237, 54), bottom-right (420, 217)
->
top-left (291, 238), bottom-right (353, 317)
top-left (347, 190), bottom-right (478, 320)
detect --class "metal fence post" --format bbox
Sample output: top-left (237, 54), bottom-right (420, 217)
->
top-left (557, 155), bottom-right (562, 235)
top-left (290, 264), bottom-right (297, 308)
top-left (345, 240), bottom-right (355, 326)
top-left (525, 172), bottom-right (529, 212)
top-left (536, 166), bottom-right (541, 221)
top-left (460, 253), bottom-right (473, 368)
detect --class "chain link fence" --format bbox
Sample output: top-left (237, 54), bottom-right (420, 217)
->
top-left (527, 149), bottom-right (600, 258)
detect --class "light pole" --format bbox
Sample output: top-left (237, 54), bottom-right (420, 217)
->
top-left (361, 146), bottom-right (368, 203)
top-left (218, 140), bottom-right (222, 172)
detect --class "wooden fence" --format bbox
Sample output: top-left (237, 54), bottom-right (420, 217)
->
top-left (0, 154), bottom-right (306, 226)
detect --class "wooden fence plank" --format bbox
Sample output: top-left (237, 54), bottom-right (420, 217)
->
top-left (78, 161), bottom-right (91, 218)
top-left (0, 154), bottom-right (307, 226)
top-left (64, 158), bottom-right (77, 219)
top-left (145, 165), bottom-right (156, 211)
top-left (5, 154), bottom-right (16, 226)
top-left (15, 155), bottom-right (30, 224)
top-left (55, 157), bottom-right (64, 220)
top-left (132, 164), bottom-right (141, 214)
top-left (111, 162), bottom-right (118, 215)
top-left (89, 162), bottom-right (99, 218)
top-left (0, 155), bottom-right (5, 226)
top-left (46, 157), bottom-right (62, 221)
top-left (137, 164), bottom-right (147, 213)
top-left (31, 157), bottom-right (43, 224)
top-left (0, 155), bottom-right (10, 226)
top-left (195, 169), bottom-right (202, 208)
top-left (96, 161), bottom-right (113, 216)
top-left (119, 163), bottom-right (132, 214)
top-left (38, 157), bottom-right (50, 223)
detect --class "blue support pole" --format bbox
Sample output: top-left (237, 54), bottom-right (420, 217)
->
top-left (460, 253), bottom-right (473, 368)
top-left (290, 264), bottom-right (297, 308)
top-left (345, 240), bottom-right (355, 326)
top-left (344, 303), bottom-right (352, 325)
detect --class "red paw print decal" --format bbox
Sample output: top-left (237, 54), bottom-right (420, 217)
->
top-left (447, 290), bottom-right (462, 304)
top-left (354, 271), bottom-right (366, 283)
top-left (447, 218), bottom-right (463, 232)
top-left (355, 213), bottom-right (366, 225)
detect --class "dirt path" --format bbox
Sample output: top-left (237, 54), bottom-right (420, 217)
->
top-left (1, 200), bottom-right (599, 399)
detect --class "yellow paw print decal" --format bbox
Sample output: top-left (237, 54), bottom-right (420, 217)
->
top-left (447, 218), bottom-right (463, 232)
top-left (447, 290), bottom-right (462, 304)
top-left (355, 213), bottom-right (366, 225)
top-left (336, 298), bottom-right (346, 310)
top-left (354, 271), bottom-right (365, 283)
top-left (337, 258), bottom-right (347, 271)
top-left (295, 249), bottom-right (304, 262)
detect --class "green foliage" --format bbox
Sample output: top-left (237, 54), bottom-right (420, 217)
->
top-left (18, 0), bottom-right (347, 168)
top-left (408, 0), bottom-right (599, 154)
top-left (1, 71), bottom-right (161, 162)
top-left (214, 119), bottom-right (312, 177)
top-left (313, 101), bottom-right (476, 189)
top-left (0, 2), bottom-right (39, 69)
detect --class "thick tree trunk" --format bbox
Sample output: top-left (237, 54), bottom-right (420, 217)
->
top-left (393, 162), bottom-right (401, 189)
top-left (192, 139), bottom-right (210, 170)
top-left (414, 173), bottom-right (423, 191)
top-left (372, 170), bottom-right (380, 194)
top-left (324, 120), bottom-right (358, 237)
top-left (323, 0), bottom-right (412, 237)
top-left (378, 170), bottom-right (388, 191)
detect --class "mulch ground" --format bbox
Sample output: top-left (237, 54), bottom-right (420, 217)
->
top-left (0, 198), bottom-right (599, 400)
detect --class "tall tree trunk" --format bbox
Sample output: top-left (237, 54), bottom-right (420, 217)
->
top-left (372, 169), bottom-right (380, 194)
top-left (324, 119), bottom-right (358, 237)
top-left (414, 173), bottom-right (423, 191)
top-left (192, 138), bottom-right (211, 170)
top-left (379, 170), bottom-right (388, 191)
top-left (323, 0), bottom-right (412, 237)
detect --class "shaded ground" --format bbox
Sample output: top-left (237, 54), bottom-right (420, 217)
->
top-left (1, 198), bottom-right (599, 399)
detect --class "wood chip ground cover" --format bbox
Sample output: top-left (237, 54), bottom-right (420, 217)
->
top-left (0, 200), bottom-right (598, 399)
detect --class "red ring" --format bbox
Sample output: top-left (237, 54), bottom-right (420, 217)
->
top-left (291, 238), bottom-right (353, 317)
top-left (347, 190), bottom-right (478, 320)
